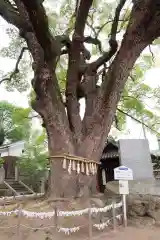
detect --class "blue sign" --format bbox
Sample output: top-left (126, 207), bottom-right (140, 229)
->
top-left (119, 167), bottom-right (129, 171)
top-left (114, 165), bottom-right (133, 180)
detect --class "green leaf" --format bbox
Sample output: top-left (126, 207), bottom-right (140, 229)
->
top-left (124, 98), bottom-right (144, 113)
top-left (116, 110), bottom-right (126, 130)
top-left (18, 130), bottom-right (48, 189)
top-left (152, 38), bottom-right (160, 45)
top-left (0, 101), bottom-right (31, 143)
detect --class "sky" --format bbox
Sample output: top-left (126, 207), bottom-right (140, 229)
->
top-left (0, 9), bottom-right (160, 151)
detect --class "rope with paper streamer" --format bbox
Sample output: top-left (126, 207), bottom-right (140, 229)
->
top-left (49, 154), bottom-right (100, 175)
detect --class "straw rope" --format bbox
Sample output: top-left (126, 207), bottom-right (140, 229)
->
top-left (49, 153), bottom-right (99, 164)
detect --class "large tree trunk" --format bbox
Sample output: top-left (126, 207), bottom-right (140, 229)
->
top-left (48, 153), bottom-right (98, 199)
top-left (46, 123), bottom-right (98, 199)
top-left (31, 69), bottom-right (97, 199)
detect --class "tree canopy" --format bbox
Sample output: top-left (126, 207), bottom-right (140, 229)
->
top-left (0, 1), bottom-right (160, 135)
top-left (0, 101), bottom-right (31, 145)
top-left (18, 129), bottom-right (48, 190)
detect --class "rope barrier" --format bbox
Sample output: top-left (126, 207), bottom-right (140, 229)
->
top-left (48, 153), bottom-right (99, 164)
top-left (0, 199), bottom-right (123, 235)
top-left (0, 215), bottom-right (123, 233)
top-left (93, 214), bottom-right (122, 230)
top-left (48, 154), bottom-right (100, 175)
top-left (20, 224), bottom-right (56, 230)
top-left (0, 225), bottom-right (17, 229)
top-left (0, 201), bottom-right (122, 218)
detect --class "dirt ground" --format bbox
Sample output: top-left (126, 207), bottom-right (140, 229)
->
top-left (1, 224), bottom-right (160, 240)
top-left (100, 227), bottom-right (160, 240)
top-left (0, 199), bottom-right (160, 239)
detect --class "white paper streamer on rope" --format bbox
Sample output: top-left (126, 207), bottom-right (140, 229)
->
top-left (60, 155), bottom-right (99, 176)
top-left (58, 226), bottom-right (80, 235)
top-left (0, 210), bottom-right (17, 216)
top-left (58, 201), bottom-right (122, 216)
top-left (91, 204), bottom-right (112, 213)
top-left (51, 155), bottom-right (99, 175)
top-left (21, 210), bottom-right (55, 219)
top-left (95, 164), bottom-right (97, 174)
top-left (58, 208), bottom-right (89, 217)
top-left (93, 219), bottom-right (111, 230)
top-left (116, 214), bottom-right (122, 221)
top-left (68, 160), bottom-right (72, 174)
top-left (93, 214), bottom-right (123, 230)
top-left (63, 156), bottom-right (67, 169)
top-left (77, 162), bottom-right (80, 174)
top-left (115, 201), bottom-right (123, 208)
top-left (0, 201), bottom-right (122, 219)
top-left (92, 164), bottom-right (95, 174)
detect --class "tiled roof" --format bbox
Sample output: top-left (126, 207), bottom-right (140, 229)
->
top-left (101, 152), bottom-right (119, 159)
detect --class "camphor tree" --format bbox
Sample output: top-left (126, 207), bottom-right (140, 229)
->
top-left (0, 0), bottom-right (160, 198)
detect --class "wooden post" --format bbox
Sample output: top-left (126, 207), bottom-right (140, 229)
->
top-left (17, 205), bottom-right (22, 239)
top-left (112, 198), bottom-right (116, 231)
top-left (54, 205), bottom-right (58, 229)
top-left (122, 194), bottom-right (127, 227)
top-left (88, 199), bottom-right (92, 240)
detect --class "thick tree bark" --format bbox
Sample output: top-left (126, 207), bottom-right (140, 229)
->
top-left (47, 149), bottom-right (98, 199)
top-left (45, 108), bottom-right (97, 198)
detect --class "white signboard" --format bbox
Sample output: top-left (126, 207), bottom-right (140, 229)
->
top-left (119, 139), bottom-right (153, 180)
top-left (119, 180), bottom-right (129, 195)
top-left (114, 166), bottom-right (133, 180)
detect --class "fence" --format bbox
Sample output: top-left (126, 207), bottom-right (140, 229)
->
top-left (0, 197), bottom-right (123, 239)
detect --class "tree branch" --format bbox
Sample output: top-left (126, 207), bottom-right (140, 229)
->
top-left (0, 0), bottom-right (21, 28)
top-left (117, 108), bottom-right (159, 135)
top-left (74, 1), bottom-right (94, 36)
top-left (149, 44), bottom-right (155, 63)
top-left (96, 19), bottom-right (114, 37)
top-left (79, 0), bottom-right (160, 159)
top-left (67, 0), bottom-right (94, 75)
top-left (80, 0), bottom-right (127, 109)
top-left (129, 74), bottom-right (136, 82)
top-left (97, 66), bottom-right (109, 76)
top-left (90, 0), bottom-right (126, 70)
top-left (0, 0), bottom-right (75, 154)
top-left (0, 47), bottom-right (28, 85)
top-left (55, 34), bottom-right (91, 59)
top-left (86, 20), bottom-right (97, 37)
top-left (66, 0), bottom-right (94, 144)
top-left (84, 36), bottom-right (102, 52)
top-left (18, 0), bottom-right (58, 61)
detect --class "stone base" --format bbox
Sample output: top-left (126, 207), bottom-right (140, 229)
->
top-left (127, 194), bottom-right (160, 224)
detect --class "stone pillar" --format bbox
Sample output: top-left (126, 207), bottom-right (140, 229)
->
top-left (158, 139), bottom-right (160, 150)
top-left (40, 178), bottom-right (45, 193)
top-left (0, 167), bottom-right (5, 184)
top-left (15, 165), bottom-right (19, 181)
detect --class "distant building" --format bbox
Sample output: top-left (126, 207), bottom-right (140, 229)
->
top-left (0, 141), bottom-right (25, 180)
top-left (97, 138), bottom-right (119, 193)
top-left (98, 138), bottom-right (155, 193)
